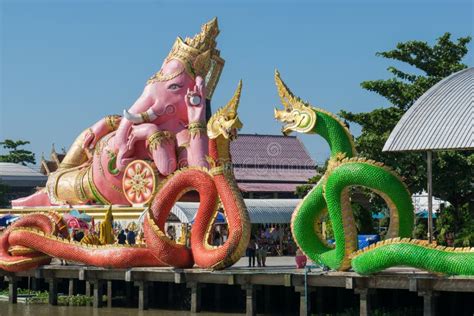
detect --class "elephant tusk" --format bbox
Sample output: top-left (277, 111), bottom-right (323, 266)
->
top-left (123, 108), bottom-right (158, 124)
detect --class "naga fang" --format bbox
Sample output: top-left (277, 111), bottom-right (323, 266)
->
top-left (274, 71), bottom-right (473, 276)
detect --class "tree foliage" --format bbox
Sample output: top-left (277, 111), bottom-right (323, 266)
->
top-left (436, 204), bottom-right (473, 247)
top-left (339, 33), bottom-right (472, 212)
top-left (295, 161), bottom-right (327, 198)
top-left (0, 139), bottom-right (36, 166)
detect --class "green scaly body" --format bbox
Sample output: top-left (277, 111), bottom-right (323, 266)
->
top-left (275, 71), bottom-right (474, 275)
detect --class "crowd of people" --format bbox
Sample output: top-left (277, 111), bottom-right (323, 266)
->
top-left (246, 224), bottom-right (297, 267)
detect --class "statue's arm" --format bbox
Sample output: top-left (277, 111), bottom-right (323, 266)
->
top-left (186, 76), bottom-right (209, 168)
top-left (83, 115), bottom-right (122, 149)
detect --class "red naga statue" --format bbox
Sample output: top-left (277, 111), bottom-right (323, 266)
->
top-left (1, 18), bottom-right (250, 271)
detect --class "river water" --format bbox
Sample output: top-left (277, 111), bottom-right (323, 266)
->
top-left (0, 301), bottom-right (242, 316)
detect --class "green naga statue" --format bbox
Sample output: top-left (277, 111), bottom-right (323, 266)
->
top-left (274, 71), bottom-right (474, 275)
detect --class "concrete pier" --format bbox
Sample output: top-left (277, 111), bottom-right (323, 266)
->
top-left (1, 258), bottom-right (473, 314)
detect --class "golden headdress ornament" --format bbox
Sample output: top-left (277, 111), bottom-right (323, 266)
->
top-left (147, 17), bottom-right (225, 100)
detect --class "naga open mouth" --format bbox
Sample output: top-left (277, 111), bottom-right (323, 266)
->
top-left (273, 70), bottom-right (317, 136)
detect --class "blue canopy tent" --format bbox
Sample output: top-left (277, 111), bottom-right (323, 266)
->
top-left (328, 234), bottom-right (380, 250)
top-left (68, 209), bottom-right (92, 222)
top-left (416, 210), bottom-right (437, 219)
top-left (0, 214), bottom-right (20, 227)
top-left (191, 212), bottom-right (226, 224)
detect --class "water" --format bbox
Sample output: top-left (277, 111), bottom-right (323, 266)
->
top-left (0, 302), bottom-right (242, 316)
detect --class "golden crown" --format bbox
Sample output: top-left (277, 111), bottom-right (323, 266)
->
top-left (147, 17), bottom-right (225, 100)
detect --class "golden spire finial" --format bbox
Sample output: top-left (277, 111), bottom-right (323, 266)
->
top-left (184, 17), bottom-right (219, 52)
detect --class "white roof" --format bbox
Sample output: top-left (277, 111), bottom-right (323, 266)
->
top-left (169, 199), bottom-right (300, 224)
top-left (0, 162), bottom-right (47, 187)
top-left (384, 68), bottom-right (473, 152)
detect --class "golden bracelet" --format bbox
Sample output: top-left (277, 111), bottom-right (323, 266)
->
top-left (188, 121), bottom-right (207, 138)
top-left (105, 115), bottom-right (121, 132)
top-left (147, 131), bottom-right (175, 150)
top-left (140, 111), bottom-right (151, 123)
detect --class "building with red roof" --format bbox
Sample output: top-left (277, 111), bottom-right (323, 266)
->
top-left (230, 134), bottom-right (317, 198)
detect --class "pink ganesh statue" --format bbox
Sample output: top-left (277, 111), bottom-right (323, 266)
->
top-left (13, 18), bottom-right (225, 207)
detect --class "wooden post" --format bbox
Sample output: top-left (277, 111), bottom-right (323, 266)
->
top-left (85, 280), bottom-right (91, 297)
top-left (242, 284), bottom-right (256, 316)
top-left (187, 282), bottom-right (202, 313)
top-left (7, 276), bottom-right (18, 304)
top-left (295, 286), bottom-right (314, 316)
top-left (92, 280), bottom-right (104, 308)
top-left (355, 288), bottom-right (371, 316)
top-left (419, 291), bottom-right (437, 316)
top-left (47, 279), bottom-right (58, 306)
top-left (107, 281), bottom-right (112, 308)
top-left (68, 279), bottom-right (75, 296)
top-left (134, 281), bottom-right (150, 310)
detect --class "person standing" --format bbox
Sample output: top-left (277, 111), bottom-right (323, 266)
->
top-left (126, 228), bottom-right (136, 245)
top-left (117, 230), bottom-right (126, 245)
top-left (257, 238), bottom-right (267, 267)
top-left (247, 235), bottom-right (256, 267)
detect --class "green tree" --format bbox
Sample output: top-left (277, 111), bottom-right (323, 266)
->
top-left (436, 204), bottom-right (473, 247)
top-left (339, 33), bottom-right (472, 212)
top-left (295, 160), bottom-right (328, 198)
top-left (0, 139), bottom-right (36, 166)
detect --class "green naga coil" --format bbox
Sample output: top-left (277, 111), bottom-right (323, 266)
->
top-left (274, 70), bottom-right (474, 275)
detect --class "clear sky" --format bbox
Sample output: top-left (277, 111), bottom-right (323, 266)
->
top-left (1, 0), bottom-right (472, 167)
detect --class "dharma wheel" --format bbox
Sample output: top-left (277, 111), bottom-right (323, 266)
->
top-left (122, 160), bottom-right (157, 206)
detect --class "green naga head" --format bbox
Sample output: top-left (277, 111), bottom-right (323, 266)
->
top-left (273, 70), bottom-right (317, 136)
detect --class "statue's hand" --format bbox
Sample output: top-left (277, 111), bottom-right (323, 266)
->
top-left (83, 130), bottom-right (96, 150)
top-left (83, 120), bottom-right (109, 149)
top-left (126, 124), bottom-right (158, 150)
top-left (185, 76), bottom-right (206, 123)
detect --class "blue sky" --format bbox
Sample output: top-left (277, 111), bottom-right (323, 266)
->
top-left (1, 0), bottom-right (472, 166)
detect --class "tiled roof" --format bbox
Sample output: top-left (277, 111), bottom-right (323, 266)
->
top-left (230, 134), bottom-right (315, 167)
top-left (230, 134), bottom-right (317, 189)
top-left (233, 167), bottom-right (315, 182)
top-left (238, 183), bottom-right (303, 193)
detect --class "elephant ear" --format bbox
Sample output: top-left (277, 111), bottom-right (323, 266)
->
top-left (193, 50), bottom-right (212, 78)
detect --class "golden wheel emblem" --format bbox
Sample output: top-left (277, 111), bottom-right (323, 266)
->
top-left (123, 160), bottom-right (156, 206)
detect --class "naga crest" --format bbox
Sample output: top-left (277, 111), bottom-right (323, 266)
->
top-left (274, 70), bottom-right (317, 135)
top-left (207, 80), bottom-right (243, 140)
